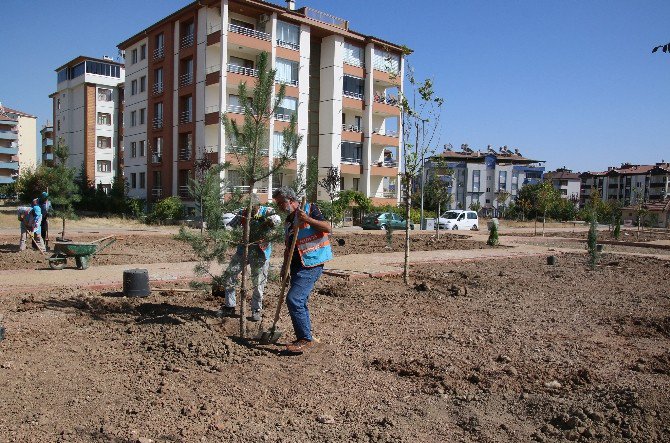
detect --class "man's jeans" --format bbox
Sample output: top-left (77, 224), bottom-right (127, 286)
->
top-left (286, 262), bottom-right (323, 341)
top-left (224, 247), bottom-right (270, 312)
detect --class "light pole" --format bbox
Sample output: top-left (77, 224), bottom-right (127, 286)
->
top-left (419, 119), bottom-right (427, 229)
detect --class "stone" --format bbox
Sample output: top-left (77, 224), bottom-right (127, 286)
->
top-left (317, 414), bottom-right (335, 424)
top-left (544, 380), bottom-right (562, 389)
top-left (137, 438), bottom-right (153, 443)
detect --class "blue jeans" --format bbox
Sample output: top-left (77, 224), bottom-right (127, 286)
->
top-left (286, 262), bottom-right (323, 341)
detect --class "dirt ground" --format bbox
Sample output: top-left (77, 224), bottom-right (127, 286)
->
top-left (502, 229), bottom-right (670, 243)
top-left (1, 252), bottom-right (669, 442)
top-left (0, 231), bottom-right (490, 271)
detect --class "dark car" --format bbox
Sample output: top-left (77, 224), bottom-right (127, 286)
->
top-left (362, 212), bottom-right (414, 230)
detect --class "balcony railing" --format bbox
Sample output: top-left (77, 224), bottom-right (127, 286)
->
top-left (153, 82), bottom-right (163, 94)
top-left (207, 22), bottom-right (222, 35)
top-left (152, 117), bottom-right (163, 129)
top-left (226, 185), bottom-right (251, 193)
top-left (226, 145), bottom-right (269, 156)
top-left (343, 55), bottom-right (363, 67)
top-left (274, 112), bottom-right (294, 122)
top-left (179, 73), bottom-right (193, 87)
top-left (205, 105), bottom-right (220, 114)
top-left (340, 157), bottom-right (362, 165)
top-left (342, 124), bottom-right (362, 133)
top-left (277, 39), bottom-right (299, 51)
top-left (373, 129), bottom-right (399, 137)
top-left (374, 160), bottom-right (398, 168)
top-left (151, 153), bottom-right (162, 164)
top-left (178, 147), bottom-right (192, 161)
top-left (180, 33), bottom-right (194, 48)
top-left (227, 104), bottom-right (245, 114)
top-left (343, 90), bottom-right (364, 100)
top-left (276, 78), bottom-right (299, 87)
top-left (375, 191), bottom-right (396, 199)
top-left (206, 64), bottom-right (221, 75)
top-left (179, 111), bottom-right (192, 124)
top-left (227, 64), bottom-right (258, 77)
top-left (153, 47), bottom-right (164, 61)
top-left (304, 7), bottom-right (348, 29)
top-left (228, 24), bottom-right (271, 41)
top-left (151, 188), bottom-right (163, 199)
top-left (178, 186), bottom-right (191, 198)
top-left (373, 94), bottom-right (399, 106)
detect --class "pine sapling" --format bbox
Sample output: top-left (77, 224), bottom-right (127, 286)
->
top-left (587, 216), bottom-right (599, 269)
top-left (487, 221), bottom-right (499, 246)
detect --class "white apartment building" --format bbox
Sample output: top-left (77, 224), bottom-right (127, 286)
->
top-left (424, 145), bottom-right (545, 216)
top-left (51, 56), bottom-right (125, 192)
top-left (544, 168), bottom-right (581, 202)
top-left (117, 0), bottom-right (404, 206)
top-left (580, 162), bottom-right (670, 207)
top-left (0, 105), bottom-right (37, 184)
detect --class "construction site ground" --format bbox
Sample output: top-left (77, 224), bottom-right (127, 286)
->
top-left (0, 217), bottom-right (669, 442)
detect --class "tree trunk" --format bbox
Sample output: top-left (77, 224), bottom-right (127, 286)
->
top-left (542, 210), bottom-right (547, 237)
top-left (61, 217), bottom-right (66, 240)
top-left (238, 188), bottom-right (254, 338)
top-left (403, 190), bottom-right (411, 285)
top-left (436, 201), bottom-right (440, 240)
top-left (534, 216), bottom-right (537, 236)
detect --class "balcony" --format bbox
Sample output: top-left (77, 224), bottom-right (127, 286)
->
top-left (0, 146), bottom-right (18, 155)
top-left (343, 90), bottom-right (363, 100)
top-left (226, 184), bottom-right (251, 193)
top-left (304, 7), bottom-right (348, 29)
top-left (0, 130), bottom-right (18, 140)
top-left (152, 117), bottom-right (163, 130)
top-left (342, 124), bottom-right (362, 133)
top-left (178, 186), bottom-right (191, 199)
top-left (277, 39), bottom-right (299, 51)
top-left (0, 161), bottom-right (19, 170)
top-left (178, 147), bottom-right (192, 161)
top-left (179, 111), bottom-right (192, 124)
top-left (227, 64), bottom-right (258, 77)
top-left (153, 47), bottom-right (164, 61)
top-left (151, 153), bottom-right (162, 164)
top-left (179, 73), bottom-right (193, 87)
top-left (226, 145), bottom-right (269, 157)
top-left (228, 24), bottom-right (271, 41)
top-left (343, 55), bottom-right (363, 68)
top-left (151, 188), bottom-right (163, 199)
top-left (227, 104), bottom-right (245, 114)
top-left (276, 77), bottom-right (299, 87)
top-left (153, 82), bottom-right (164, 95)
top-left (207, 22), bottom-right (222, 35)
top-left (340, 156), bottom-right (362, 165)
top-left (42, 152), bottom-right (54, 162)
top-left (180, 33), bottom-right (194, 49)
top-left (371, 130), bottom-right (399, 146)
top-left (44, 138), bottom-right (53, 146)
top-left (375, 191), bottom-right (396, 199)
top-left (274, 112), bottom-right (295, 122)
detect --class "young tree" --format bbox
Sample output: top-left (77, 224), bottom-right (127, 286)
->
top-left (496, 190), bottom-right (511, 218)
top-left (423, 166), bottom-right (453, 239)
top-left (469, 200), bottom-right (482, 214)
top-left (517, 198), bottom-right (532, 222)
top-left (221, 51), bottom-right (301, 337)
top-left (318, 166), bottom-right (341, 230)
top-left (398, 54), bottom-right (444, 284)
top-left (536, 181), bottom-right (560, 236)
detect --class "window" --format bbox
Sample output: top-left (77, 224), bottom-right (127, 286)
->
top-left (353, 177), bottom-right (360, 191)
top-left (97, 136), bottom-right (111, 149)
top-left (153, 137), bottom-right (163, 161)
top-left (131, 79), bottom-right (137, 95)
top-left (139, 172), bottom-right (146, 189)
top-left (139, 140), bottom-right (145, 157)
top-left (276, 97), bottom-right (297, 120)
top-left (180, 58), bottom-right (193, 85)
top-left (472, 170), bottom-right (480, 192)
top-left (373, 48), bottom-right (400, 73)
top-left (343, 75), bottom-right (364, 98)
top-left (139, 108), bottom-right (145, 125)
top-left (181, 96), bottom-right (193, 123)
top-left (131, 49), bottom-right (138, 64)
top-left (98, 88), bottom-right (112, 101)
top-left (155, 33), bottom-right (164, 49)
top-left (486, 187), bottom-right (491, 192)
top-left (498, 171), bottom-right (507, 191)
top-left (130, 111), bottom-right (137, 126)
top-left (344, 42), bottom-right (363, 67)
top-left (97, 160), bottom-right (112, 172)
top-left (154, 102), bottom-right (163, 120)
top-left (131, 173), bottom-right (137, 189)
top-left (276, 21), bottom-right (300, 49)
top-left (130, 141), bottom-right (137, 157)
top-left (341, 142), bottom-right (362, 163)
top-left (85, 61), bottom-right (120, 77)
top-left (140, 76), bottom-right (146, 93)
top-left (140, 44), bottom-right (146, 60)
top-left (485, 199), bottom-right (491, 204)
top-left (97, 112), bottom-right (111, 125)
top-left (231, 19), bottom-right (254, 30)
top-left (340, 177), bottom-right (345, 191)
top-left (57, 98), bottom-right (61, 109)
top-left (229, 56), bottom-right (254, 69)
top-left (468, 212), bottom-right (477, 219)
top-left (276, 58), bottom-right (298, 85)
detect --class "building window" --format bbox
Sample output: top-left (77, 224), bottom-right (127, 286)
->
top-left (130, 111), bottom-right (137, 126)
top-left (140, 44), bottom-right (146, 60)
top-left (57, 120), bottom-right (61, 131)
top-left (97, 136), bottom-right (111, 149)
top-left (139, 172), bottom-right (146, 189)
top-left (341, 142), bottom-right (362, 163)
top-left (180, 96), bottom-right (192, 123)
top-left (498, 171), bottom-right (507, 191)
top-left (276, 21), bottom-right (300, 50)
top-left (344, 42), bottom-right (364, 67)
top-left (130, 141), bottom-right (137, 157)
top-left (140, 76), bottom-right (146, 93)
top-left (97, 112), bottom-right (111, 125)
top-left (153, 137), bottom-right (163, 162)
top-left (57, 98), bottom-right (61, 109)
top-left (343, 75), bottom-right (364, 98)
top-left (131, 173), bottom-right (137, 188)
top-left (139, 140), bottom-right (145, 157)
top-left (154, 102), bottom-right (163, 120)
top-left (97, 160), bottom-right (112, 172)
top-left (353, 177), bottom-right (360, 191)
top-left (276, 58), bottom-right (299, 86)
top-left (276, 97), bottom-right (297, 120)
top-left (131, 79), bottom-right (137, 95)
top-left (131, 48), bottom-right (138, 64)
top-left (472, 170), bottom-right (480, 192)
top-left (139, 108), bottom-right (145, 125)
top-left (373, 48), bottom-right (400, 73)
top-left (98, 88), bottom-right (112, 101)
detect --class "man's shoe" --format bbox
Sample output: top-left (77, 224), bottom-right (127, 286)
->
top-left (285, 339), bottom-right (314, 354)
top-left (216, 305), bottom-right (236, 318)
top-left (250, 310), bottom-right (262, 322)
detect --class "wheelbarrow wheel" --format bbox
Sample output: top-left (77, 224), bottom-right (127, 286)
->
top-left (49, 255), bottom-right (67, 270)
top-left (75, 256), bottom-right (90, 270)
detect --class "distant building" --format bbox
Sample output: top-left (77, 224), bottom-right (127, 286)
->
top-left (544, 167), bottom-right (581, 203)
top-left (424, 144), bottom-right (545, 216)
top-left (580, 162), bottom-right (670, 207)
top-left (40, 124), bottom-right (54, 166)
top-left (0, 104), bottom-right (37, 184)
top-left (50, 56), bottom-right (125, 193)
top-left (621, 199), bottom-right (670, 229)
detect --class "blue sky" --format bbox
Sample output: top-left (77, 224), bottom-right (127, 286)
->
top-left (1, 0), bottom-right (668, 172)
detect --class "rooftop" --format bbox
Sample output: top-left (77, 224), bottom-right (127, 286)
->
top-left (55, 55), bottom-right (124, 73)
top-left (433, 145), bottom-right (541, 164)
top-left (0, 104), bottom-right (36, 119)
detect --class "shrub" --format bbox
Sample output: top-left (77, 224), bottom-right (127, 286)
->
top-left (147, 196), bottom-right (184, 224)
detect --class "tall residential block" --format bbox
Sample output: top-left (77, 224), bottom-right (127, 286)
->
top-left (117, 0), bottom-right (404, 206)
top-left (51, 56), bottom-right (125, 192)
top-left (580, 162), bottom-right (670, 207)
top-left (0, 105), bottom-right (37, 184)
top-left (40, 124), bottom-right (54, 166)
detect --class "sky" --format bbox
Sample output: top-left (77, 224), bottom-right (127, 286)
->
top-left (1, 0), bottom-right (669, 172)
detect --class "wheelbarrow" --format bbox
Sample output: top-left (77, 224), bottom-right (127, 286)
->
top-left (47, 235), bottom-right (116, 270)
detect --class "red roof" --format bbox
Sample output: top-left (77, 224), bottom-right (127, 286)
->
top-left (622, 199), bottom-right (670, 213)
top-left (434, 150), bottom-right (540, 164)
top-left (544, 171), bottom-right (581, 180)
top-left (0, 105), bottom-right (36, 119)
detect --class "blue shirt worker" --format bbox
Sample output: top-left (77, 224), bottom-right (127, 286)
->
top-left (272, 186), bottom-right (333, 354)
top-left (17, 203), bottom-right (44, 252)
top-left (38, 192), bottom-right (52, 250)
top-left (219, 195), bottom-right (281, 322)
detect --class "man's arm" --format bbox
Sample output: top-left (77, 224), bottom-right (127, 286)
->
top-left (297, 205), bottom-right (331, 234)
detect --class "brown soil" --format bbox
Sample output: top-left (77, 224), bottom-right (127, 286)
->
top-left (1, 253), bottom-right (669, 442)
top-left (0, 232), bottom-right (489, 271)
top-left (503, 229), bottom-right (670, 243)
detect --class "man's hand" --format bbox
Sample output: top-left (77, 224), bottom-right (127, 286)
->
top-left (297, 209), bottom-right (311, 224)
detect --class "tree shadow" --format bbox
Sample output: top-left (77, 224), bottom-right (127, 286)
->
top-left (0, 243), bottom-right (19, 253)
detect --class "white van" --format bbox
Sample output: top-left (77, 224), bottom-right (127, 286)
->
top-left (437, 210), bottom-right (479, 230)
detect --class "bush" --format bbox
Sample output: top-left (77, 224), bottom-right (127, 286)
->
top-left (147, 196), bottom-right (184, 224)
top-left (126, 198), bottom-right (146, 219)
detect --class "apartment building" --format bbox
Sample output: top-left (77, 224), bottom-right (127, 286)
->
top-left (117, 0), bottom-right (404, 206)
top-left (51, 56), bottom-right (125, 192)
top-left (40, 124), bottom-right (54, 166)
top-left (424, 145), bottom-right (545, 216)
top-left (580, 162), bottom-right (670, 207)
top-left (543, 168), bottom-right (581, 202)
top-left (0, 105), bottom-right (37, 184)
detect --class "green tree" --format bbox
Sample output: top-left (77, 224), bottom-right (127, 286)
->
top-left (469, 200), bottom-right (482, 214)
top-left (536, 181), bottom-right (560, 236)
top-left (496, 190), bottom-right (511, 218)
top-left (423, 163), bottom-right (453, 238)
top-left (318, 166), bottom-right (341, 230)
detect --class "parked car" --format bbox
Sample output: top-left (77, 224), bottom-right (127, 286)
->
top-left (437, 210), bottom-right (479, 230)
top-left (362, 212), bottom-right (414, 230)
